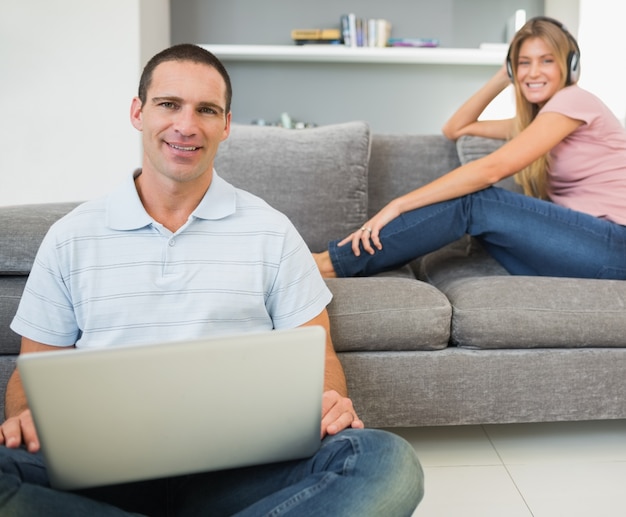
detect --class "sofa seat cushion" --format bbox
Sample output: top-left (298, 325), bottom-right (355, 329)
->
top-left (215, 122), bottom-right (370, 252)
top-left (325, 277), bottom-right (451, 352)
top-left (0, 202), bottom-right (80, 274)
top-left (420, 238), bottom-right (626, 349)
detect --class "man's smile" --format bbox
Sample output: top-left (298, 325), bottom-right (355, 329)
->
top-left (167, 142), bottom-right (201, 151)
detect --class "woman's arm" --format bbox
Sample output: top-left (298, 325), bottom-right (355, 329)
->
top-left (346, 111), bottom-right (583, 255)
top-left (442, 65), bottom-right (515, 141)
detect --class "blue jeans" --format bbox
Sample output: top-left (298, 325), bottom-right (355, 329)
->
top-left (329, 187), bottom-right (626, 279)
top-left (0, 429), bottom-right (422, 516)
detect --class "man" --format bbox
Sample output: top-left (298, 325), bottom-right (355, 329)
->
top-left (0, 44), bottom-right (423, 515)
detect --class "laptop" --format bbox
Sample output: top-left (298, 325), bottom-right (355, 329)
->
top-left (17, 325), bottom-right (326, 491)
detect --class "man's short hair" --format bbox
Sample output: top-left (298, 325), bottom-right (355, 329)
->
top-left (138, 44), bottom-right (232, 113)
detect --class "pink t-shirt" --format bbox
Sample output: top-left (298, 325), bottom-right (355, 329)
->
top-left (540, 85), bottom-right (626, 225)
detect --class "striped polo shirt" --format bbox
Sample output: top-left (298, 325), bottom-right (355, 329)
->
top-left (11, 171), bottom-right (332, 349)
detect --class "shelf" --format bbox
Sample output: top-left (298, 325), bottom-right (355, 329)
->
top-left (201, 44), bottom-right (506, 66)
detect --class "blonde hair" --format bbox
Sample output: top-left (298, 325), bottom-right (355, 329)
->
top-left (507, 18), bottom-right (580, 199)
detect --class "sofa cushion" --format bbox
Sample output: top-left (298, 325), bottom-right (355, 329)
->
top-left (368, 134), bottom-right (460, 216)
top-left (420, 239), bottom-right (626, 349)
top-left (456, 135), bottom-right (522, 192)
top-left (418, 236), bottom-right (509, 288)
top-left (456, 135), bottom-right (505, 165)
top-left (0, 276), bottom-right (26, 354)
top-left (325, 277), bottom-right (451, 352)
top-left (0, 202), bottom-right (80, 274)
top-left (215, 122), bottom-right (370, 252)
top-left (448, 276), bottom-right (626, 349)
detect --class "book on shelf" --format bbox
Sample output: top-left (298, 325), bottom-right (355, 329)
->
top-left (292, 14), bottom-right (396, 48)
top-left (291, 28), bottom-right (342, 45)
top-left (387, 37), bottom-right (439, 48)
top-left (341, 14), bottom-right (391, 48)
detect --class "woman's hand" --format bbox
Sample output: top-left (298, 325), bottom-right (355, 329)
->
top-left (338, 200), bottom-right (402, 256)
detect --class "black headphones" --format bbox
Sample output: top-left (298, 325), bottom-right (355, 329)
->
top-left (506, 16), bottom-right (581, 85)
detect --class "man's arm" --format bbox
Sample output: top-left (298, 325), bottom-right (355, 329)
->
top-left (301, 309), bottom-right (364, 437)
top-left (1, 337), bottom-right (72, 452)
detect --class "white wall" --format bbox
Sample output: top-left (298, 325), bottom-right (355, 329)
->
top-left (545, 0), bottom-right (579, 35)
top-left (546, 0), bottom-right (625, 125)
top-left (576, 0), bottom-right (626, 125)
top-left (0, 0), bottom-right (170, 206)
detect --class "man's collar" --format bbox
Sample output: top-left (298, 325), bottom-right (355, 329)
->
top-left (191, 172), bottom-right (237, 221)
top-left (106, 170), bottom-right (236, 231)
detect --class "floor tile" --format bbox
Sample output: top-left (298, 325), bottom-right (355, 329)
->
top-left (388, 421), bottom-right (626, 516)
top-left (386, 425), bottom-right (502, 467)
top-left (484, 420), bottom-right (626, 465)
top-left (413, 465), bottom-right (532, 517)
top-left (506, 462), bottom-right (626, 517)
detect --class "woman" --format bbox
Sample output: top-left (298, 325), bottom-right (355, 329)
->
top-left (314, 17), bottom-right (626, 280)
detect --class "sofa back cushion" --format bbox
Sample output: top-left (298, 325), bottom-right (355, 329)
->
top-left (0, 203), bottom-right (79, 355)
top-left (367, 134), bottom-right (461, 217)
top-left (456, 135), bottom-right (523, 192)
top-left (0, 202), bottom-right (79, 274)
top-left (215, 122), bottom-right (371, 252)
top-left (0, 277), bottom-right (26, 354)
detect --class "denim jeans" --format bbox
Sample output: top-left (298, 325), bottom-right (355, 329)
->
top-left (0, 429), bottom-right (423, 516)
top-left (329, 187), bottom-right (626, 279)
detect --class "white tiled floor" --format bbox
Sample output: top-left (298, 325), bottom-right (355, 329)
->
top-left (386, 420), bottom-right (626, 517)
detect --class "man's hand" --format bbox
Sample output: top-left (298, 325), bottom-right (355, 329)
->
top-left (0, 409), bottom-right (40, 453)
top-left (321, 390), bottom-right (364, 438)
top-left (2, 337), bottom-right (68, 454)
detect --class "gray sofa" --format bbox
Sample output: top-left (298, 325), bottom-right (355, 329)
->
top-left (1, 121), bottom-right (625, 428)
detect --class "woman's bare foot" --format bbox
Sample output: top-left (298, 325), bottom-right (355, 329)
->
top-left (313, 251), bottom-right (337, 278)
